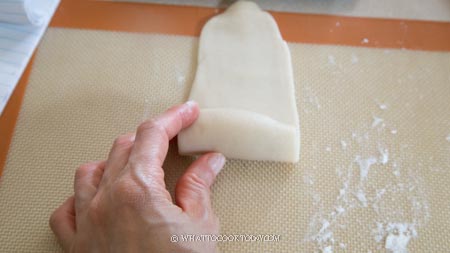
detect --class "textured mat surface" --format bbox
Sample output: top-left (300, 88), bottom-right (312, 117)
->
top-left (0, 28), bottom-right (449, 252)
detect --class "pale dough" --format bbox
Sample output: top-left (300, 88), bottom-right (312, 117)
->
top-left (178, 1), bottom-right (300, 162)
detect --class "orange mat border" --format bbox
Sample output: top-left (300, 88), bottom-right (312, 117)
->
top-left (50, 0), bottom-right (450, 51)
top-left (1, 0), bottom-right (450, 177)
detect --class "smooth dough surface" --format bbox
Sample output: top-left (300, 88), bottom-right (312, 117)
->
top-left (178, 1), bottom-right (300, 162)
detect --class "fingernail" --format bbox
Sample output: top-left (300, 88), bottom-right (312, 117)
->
top-left (208, 153), bottom-right (226, 175)
top-left (185, 100), bottom-right (197, 108)
top-left (180, 100), bottom-right (197, 117)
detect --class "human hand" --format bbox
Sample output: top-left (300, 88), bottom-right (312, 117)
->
top-left (50, 101), bottom-right (225, 252)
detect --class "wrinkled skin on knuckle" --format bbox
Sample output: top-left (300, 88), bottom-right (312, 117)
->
top-left (138, 120), bottom-right (167, 138)
top-left (128, 157), bottom-right (168, 186)
top-left (140, 146), bottom-right (166, 165)
top-left (125, 161), bottom-right (167, 194)
top-left (111, 176), bottom-right (147, 208)
top-left (179, 173), bottom-right (211, 201)
top-left (177, 173), bottom-right (221, 228)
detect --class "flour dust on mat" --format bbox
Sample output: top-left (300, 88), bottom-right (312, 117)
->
top-left (303, 100), bottom-right (430, 253)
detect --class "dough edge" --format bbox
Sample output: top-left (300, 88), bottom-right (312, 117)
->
top-left (178, 108), bottom-right (300, 163)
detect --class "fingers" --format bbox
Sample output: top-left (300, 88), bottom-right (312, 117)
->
top-left (127, 101), bottom-right (199, 182)
top-left (130, 101), bottom-right (199, 168)
top-left (102, 133), bottom-right (135, 182)
top-left (50, 196), bottom-right (76, 251)
top-left (175, 153), bottom-right (225, 219)
top-left (74, 161), bottom-right (106, 214)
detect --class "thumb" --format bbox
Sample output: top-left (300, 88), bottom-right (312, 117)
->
top-left (49, 196), bottom-right (76, 251)
top-left (175, 153), bottom-right (225, 219)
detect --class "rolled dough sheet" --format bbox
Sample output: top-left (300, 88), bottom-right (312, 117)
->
top-left (178, 1), bottom-right (300, 162)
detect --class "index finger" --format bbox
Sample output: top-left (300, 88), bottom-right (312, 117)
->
top-left (129, 101), bottom-right (199, 169)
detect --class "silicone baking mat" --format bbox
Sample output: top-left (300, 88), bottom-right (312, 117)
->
top-left (0, 0), bottom-right (449, 252)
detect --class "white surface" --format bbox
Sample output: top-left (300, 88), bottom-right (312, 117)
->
top-left (109, 0), bottom-right (450, 22)
top-left (178, 1), bottom-right (300, 162)
top-left (0, 0), bottom-right (60, 116)
top-left (385, 223), bottom-right (417, 253)
top-left (0, 0), bottom-right (57, 26)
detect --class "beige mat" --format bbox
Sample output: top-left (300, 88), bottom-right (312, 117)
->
top-left (0, 28), bottom-right (449, 252)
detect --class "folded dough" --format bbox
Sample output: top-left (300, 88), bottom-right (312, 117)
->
top-left (178, 1), bottom-right (300, 162)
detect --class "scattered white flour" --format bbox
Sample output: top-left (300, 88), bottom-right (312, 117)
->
top-left (319, 219), bottom-right (331, 239)
top-left (356, 189), bottom-right (368, 207)
top-left (351, 53), bottom-right (359, 64)
top-left (177, 75), bottom-right (186, 84)
top-left (335, 206), bottom-right (345, 215)
top-left (323, 245), bottom-right (333, 253)
top-left (352, 131), bottom-right (370, 144)
top-left (174, 67), bottom-right (186, 86)
top-left (355, 156), bottom-right (378, 181)
top-left (372, 116), bottom-right (384, 128)
top-left (361, 38), bottom-right (369, 44)
top-left (378, 146), bottom-right (389, 165)
top-left (375, 100), bottom-right (388, 110)
top-left (340, 140), bottom-right (348, 150)
top-left (328, 55), bottom-right (336, 65)
top-left (304, 175), bottom-right (314, 185)
top-left (374, 188), bottom-right (386, 202)
top-left (392, 162), bottom-right (401, 177)
top-left (446, 134), bottom-right (450, 142)
top-left (304, 106), bottom-right (429, 253)
top-left (373, 222), bottom-right (385, 242)
top-left (392, 170), bottom-right (400, 177)
top-left (384, 223), bottom-right (417, 253)
top-left (306, 215), bottom-right (336, 252)
top-left (303, 85), bottom-right (321, 112)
